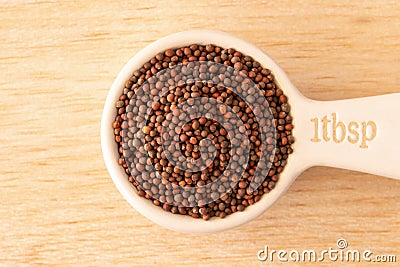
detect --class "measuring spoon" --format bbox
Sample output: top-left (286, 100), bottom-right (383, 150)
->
top-left (101, 30), bottom-right (400, 234)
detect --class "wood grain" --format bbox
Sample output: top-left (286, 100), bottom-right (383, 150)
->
top-left (0, 0), bottom-right (399, 266)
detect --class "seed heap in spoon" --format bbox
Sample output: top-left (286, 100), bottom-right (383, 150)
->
top-left (113, 44), bottom-right (294, 220)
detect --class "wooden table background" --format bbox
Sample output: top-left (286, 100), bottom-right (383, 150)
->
top-left (0, 1), bottom-right (399, 266)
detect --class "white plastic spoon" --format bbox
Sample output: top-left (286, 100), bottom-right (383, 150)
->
top-left (101, 30), bottom-right (400, 234)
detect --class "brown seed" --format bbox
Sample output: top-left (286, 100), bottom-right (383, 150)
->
top-left (184, 47), bottom-right (191, 55)
top-left (233, 62), bottom-right (243, 70)
top-left (282, 137), bottom-right (288, 145)
top-left (238, 181), bottom-right (247, 189)
top-left (116, 100), bottom-right (124, 108)
top-left (165, 49), bottom-right (174, 57)
top-left (285, 124), bottom-right (294, 130)
top-left (142, 126), bottom-right (151, 134)
top-left (199, 207), bottom-right (207, 215)
top-left (167, 94), bottom-right (174, 102)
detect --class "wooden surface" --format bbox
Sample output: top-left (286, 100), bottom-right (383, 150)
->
top-left (0, 1), bottom-right (399, 266)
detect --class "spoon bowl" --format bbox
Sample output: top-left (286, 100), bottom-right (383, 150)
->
top-left (101, 30), bottom-right (400, 233)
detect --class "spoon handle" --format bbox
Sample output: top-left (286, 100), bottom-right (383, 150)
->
top-left (296, 93), bottom-right (400, 180)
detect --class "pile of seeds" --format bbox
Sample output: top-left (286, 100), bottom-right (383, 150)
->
top-left (113, 44), bottom-right (294, 220)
